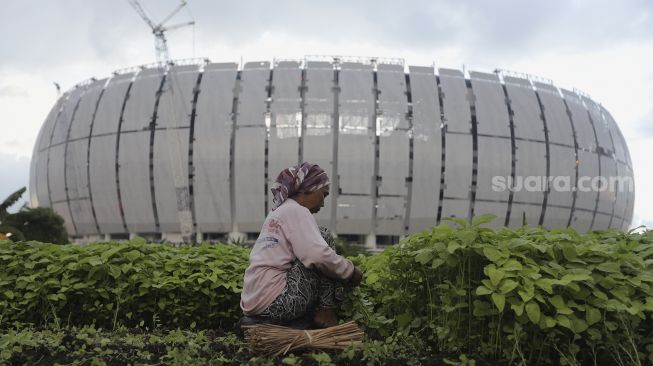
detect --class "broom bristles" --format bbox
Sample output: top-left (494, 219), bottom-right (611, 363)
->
top-left (244, 321), bottom-right (364, 356)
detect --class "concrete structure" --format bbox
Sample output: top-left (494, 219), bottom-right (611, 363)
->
top-left (29, 58), bottom-right (635, 246)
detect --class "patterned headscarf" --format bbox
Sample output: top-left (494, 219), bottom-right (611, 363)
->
top-left (270, 162), bottom-right (330, 210)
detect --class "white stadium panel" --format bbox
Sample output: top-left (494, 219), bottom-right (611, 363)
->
top-left (600, 105), bottom-right (627, 163)
top-left (338, 134), bottom-right (374, 194)
top-left (508, 203), bottom-right (542, 228)
top-left (238, 61), bottom-right (270, 126)
top-left (92, 73), bottom-right (134, 136)
top-left (377, 63), bottom-right (409, 197)
top-left (89, 134), bottom-right (124, 233)
top-left (29, 142), bottom-right (40, 207)
top-left (38, 96), bottom-right (66, 150)
top-left (612, 161), bottom-right (629, 224)
top-left (597, 157), bottom-right (617, 215)
top-left (48, 144), bottom-right (67, 203)
top-left (442, 132), bottom-right (473, 219)
top-left (336, 195), bottom-right (372, 234)
top-left (476, 136), bottom-right (511, 202)
top-left (338, 62), bottom-right (375, 195)
top-left (504, 76), bottom-right (545, 141)
top-left (154, 129), bottom-right (190, 232)
top-left (34, 95), bottom-right (63, 206)
top-left (121, 69), bottom-right (164, 132)
top-left (438, 68), bottom-right (471, 133)
top-left (234, 127), bottom-right (266, 232)
top-left (51, 87), bottom-right (86, 145)
top-left (150, 66), bottom-right (197, 233)
top-left (582, 96), bottom-right (613, 153)
top-left (543, 206), bottom-right (572, 230)
top-left (69, 198), bottom-right (95, 235)
top-left (303, 62), bottom-right (334, 170)
top-left (157, 65), bottom-right (198, 129)
top-left (441, 199), bottom-right (469, 220)
top-left (268, 62), bottom-right (302, 211)
top-left (193, 63), bottom-right (237, 233)
top-left (69, 79), bottom-right (107, 140)
top-left (376, 196), bottom-right (405, 235)
top-left (408, 66), bottom-right (441, 232)
top-left (592, 213), bottom-right (611, 231)
top-left (65, 140), bottom-right (88, 203)
top-left (547, 145), bottom-right (576, 207)
top-left (65, 139), bottom-right (96, 234)
top-left (303, 61), bottom-right (335, 226)
top-left (268, 126), bottom-right (300, 211)
top-left (35, 150), bottom-right (50, 207)
top-left (377, 63), bottom-right (409, 130)
top-left (469, 71), bottom-right (510, 137)
top-left (119, 131), bottom-right (156, 233)
top-left (473, 201), bottom-right (508, 229)
top-left (571, 210), bottom-right (593, 233)
top-left (61, 84), bottom-right (95, 233)
top-left (443, 133), bottom-right (473, 199)
top-left (53, 202), bottom-right (75, 236)
top-left (561, 89), bottom-right (595, 150)
top-left (513, 140), bottom-right (546, 205)
top-left (622, 166), bottom-right (635, 230)
top-left (575, 150), bottom-right (599, 211)
top-left (533, 82), bottom-right (575, 146)
top-left (379, 132), bottom-right (409, 196)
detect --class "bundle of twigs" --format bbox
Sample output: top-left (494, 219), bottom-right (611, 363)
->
top-left (244, 321), bottom-right (364, 356)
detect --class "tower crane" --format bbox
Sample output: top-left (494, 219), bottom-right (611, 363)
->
top-left (127, 0), bottom-right (196, 242)
top-left (127, 0), bottom-right (195, 65)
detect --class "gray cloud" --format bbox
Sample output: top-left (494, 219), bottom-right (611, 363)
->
top-left (0, 85), bottom-right (28, 98)
top-left (1, 0), bottom-right (651, 73)
top-left (636, 109), bottom-right (653, 137)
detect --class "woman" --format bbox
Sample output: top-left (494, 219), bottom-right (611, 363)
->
top-left (240, 162), bottom-right (364, 328)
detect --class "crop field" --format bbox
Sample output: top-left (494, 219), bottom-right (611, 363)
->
top-left (1, 215), bottom-right (652, 365)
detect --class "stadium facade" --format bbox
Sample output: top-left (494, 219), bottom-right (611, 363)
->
top-left (29, 57), bottom-right (635, 245)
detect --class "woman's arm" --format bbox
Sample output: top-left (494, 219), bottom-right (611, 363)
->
top-left (286, 214), bottom-right (354, 280)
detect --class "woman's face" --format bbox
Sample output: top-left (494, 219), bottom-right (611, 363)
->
top-left (302, 186), bottom-right (330, 214)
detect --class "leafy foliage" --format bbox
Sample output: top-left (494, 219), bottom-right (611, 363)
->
top-left (0, 187), bottom-right (26, 222)
top-left (2, 218), bottom-right (653, 365)
top-left (3, 207), bottom-right (68, 244)
top-left (0, 240), bottom-right (249, 330)
top-left (0, 324), bottom-right (465, 366)
top-left (343, 215), bottom-right (653, 365)
top-left (335, 239), bottom-right (370, 257)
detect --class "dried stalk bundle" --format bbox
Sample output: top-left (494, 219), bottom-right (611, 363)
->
top-left (244, 321), bottom-right (364, 356)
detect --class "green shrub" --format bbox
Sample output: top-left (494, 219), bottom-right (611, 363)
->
top-left (0, 240), bottom-right (249, 330)
top-left (0, 225), bottom-right (24, 241)
top-left (3, 207), bottom-right (68, 244)
top-left (343, 215), bottom-right (653, 365)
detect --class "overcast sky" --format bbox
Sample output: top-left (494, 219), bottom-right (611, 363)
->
top-left (1, 0), bottom-right (651, 227)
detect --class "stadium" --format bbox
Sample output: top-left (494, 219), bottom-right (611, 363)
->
top-left (29, 57), bottom-right (634, 247)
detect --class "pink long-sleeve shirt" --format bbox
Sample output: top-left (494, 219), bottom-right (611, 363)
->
top-left (240, 198), bottom-right (354, 315)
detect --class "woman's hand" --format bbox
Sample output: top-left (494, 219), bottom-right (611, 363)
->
top-left (348, 267), bottom-right (364, 287)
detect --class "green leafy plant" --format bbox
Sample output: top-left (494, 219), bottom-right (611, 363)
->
top-left (344, 215), bottom-right (653, 365)
top-left (0, 240), bottom-right (249, 330)
top-left (3, 207), bottom-right (68, 244)
top-left (0, 187), bottom-right (26, 222)
top-left (2, 218), bottom-right (653, 365)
